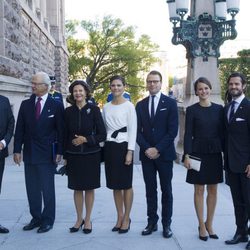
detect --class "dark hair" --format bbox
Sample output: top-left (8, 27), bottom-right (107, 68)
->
top-left (147, 70), bottom-right (162, 82)
top-left (194, 77), bottom-right (212, 95)
top-left (109, 75), bottom-right (126, 86)
top-left (227, 72), bottom-right (246, 85)
top-left (67, 80), bottom-right (91, 104)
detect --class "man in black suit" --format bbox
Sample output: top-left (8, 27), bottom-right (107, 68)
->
top-left (136, 70), bottom-right (178, 238)
top-left (0, 95), bottom-right (14, 233)
top-left (14, 72), bottom-right (64, 233)
top-left (224, 72), bottom-right (250, 249)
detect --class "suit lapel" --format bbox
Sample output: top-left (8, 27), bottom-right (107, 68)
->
top-left (143, 96), bottom-right (151, 124)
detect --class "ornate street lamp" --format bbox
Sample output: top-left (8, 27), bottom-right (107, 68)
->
top-left (167, 0), bottom-right (240, 62)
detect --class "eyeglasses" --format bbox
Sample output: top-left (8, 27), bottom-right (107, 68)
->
top-left (146, 80), bottom-right (160, 84)
top-left (31, 82), bottom-right (45, 86)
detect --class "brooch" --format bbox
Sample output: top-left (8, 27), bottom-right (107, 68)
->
top-left (86, 108), bottom-right (91, 114)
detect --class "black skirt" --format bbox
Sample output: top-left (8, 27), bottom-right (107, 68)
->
top-left (66, 152), bottom-right (101, 190)
top-left (104, 141), bottom-right (133, 190)
top-left (186, 152), bottom-right (223, 185)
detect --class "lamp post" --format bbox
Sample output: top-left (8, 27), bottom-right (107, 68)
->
top-left (167, 0), bottom-right (240, 102)
top-left (166, 0), bottom-right (240, 159)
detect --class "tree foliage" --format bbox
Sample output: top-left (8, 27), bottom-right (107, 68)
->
top-left (219, 49), bottom-right (250, 101)
top-left (66, 16), bottom-right (159, 104)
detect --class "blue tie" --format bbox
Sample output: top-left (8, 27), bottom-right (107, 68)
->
top-left (150, 95), bottom-right (155, 123)
top-left (229, 101), bottom-right (235, 122)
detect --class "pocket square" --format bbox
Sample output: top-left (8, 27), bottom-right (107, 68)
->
top-left (236, 118), bottom-right (245, 121)
top-left (48, 114), bottom-right (55, 118)
top-left (160, 108), bottom-right (167, 111)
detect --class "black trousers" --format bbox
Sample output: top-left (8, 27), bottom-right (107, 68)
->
top-left (0, 159), bottom-right (5, 194)
top-left (141, 159), bottom-right (173, 227)
top-left (24, 163), bottom-right (55, 226)
top-left (227, 169), bottom-right (250, 235)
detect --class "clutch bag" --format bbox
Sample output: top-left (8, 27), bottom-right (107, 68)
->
top-left (189, 155), bottom-right (201, 172)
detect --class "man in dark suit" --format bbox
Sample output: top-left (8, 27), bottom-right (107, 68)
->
top-left (224, 72), bottom-right (250, 249)
top-left (136, 70), bottom-right (178, 238)
top-left (0, 95), bottom-right (14, 233)
top-left (14, 72), bottom-right (64, 233)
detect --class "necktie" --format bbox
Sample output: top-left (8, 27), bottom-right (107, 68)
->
top-left (229, 100), bottom-right (235, 122)
top-left (35, 97), bottom-right (42, 120)
top-left (150, 95), bottom-right (155, 123)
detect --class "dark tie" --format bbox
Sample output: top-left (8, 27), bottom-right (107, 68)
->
top-left (150, 95), bottom-right (155, 123)
top-left (35, 97), bottom-right (42, 120)
top-left (229, 100), bottom-right (235, 122)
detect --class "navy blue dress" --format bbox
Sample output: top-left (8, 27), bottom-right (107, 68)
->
top-left (184, 103), bottom-right (224, 184)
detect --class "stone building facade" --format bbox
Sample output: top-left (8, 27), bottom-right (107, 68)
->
top-left (0, 0), bottom-right (68, 120)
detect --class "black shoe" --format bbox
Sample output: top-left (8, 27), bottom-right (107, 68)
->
top-left (83, 222), bottom-right (92, 234)
top-left (246, 241), bottom-right (250, 250)
top-left (69, 220), bottom-right (84, 233)
top-left (111, 226), bottom-right (120, 232)
top-left (23, 220), bottom-right (41, 231)
top-left (119, 219), bottom-right (131, 234)
top-left (225, 234), bottom-right (248, 245)
top-left (163, 226), bottom-right (173, 238)
top-left (204, 223), bottom-right (219, 239)
top-left (141, 223), bottom-right (158, 236)
top-left (0, 225), bottom-right (9, 234)
top-left (37, 225), bottom-right (53, 233)
top-left (198, 227), bottom-right (208, 241)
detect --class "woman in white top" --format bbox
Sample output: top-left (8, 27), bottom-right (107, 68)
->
top-left (102, 75), bottom-right (137, 234)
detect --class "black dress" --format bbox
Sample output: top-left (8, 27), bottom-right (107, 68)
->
top-left (184, 103), bottom-right (224, 184)
top-left (64, 104), bottom-right (106, 190)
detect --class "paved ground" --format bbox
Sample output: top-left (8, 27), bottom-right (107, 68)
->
top-left (0, 156), bottom-right (248, 250)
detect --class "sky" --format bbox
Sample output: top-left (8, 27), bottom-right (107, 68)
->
top-left (65, 0), bottom-right (250, 66)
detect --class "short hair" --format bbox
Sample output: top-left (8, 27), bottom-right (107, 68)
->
top-left (194, 77), bottom-right (212, 94)
top-left (33, 72), bottom-right (51, 88)
top-left (109, 75), bottom-right (126, 86)
top-left (67, 80), bottom-right (91, 104)
top-left (227, 72), bottom-right (246, 85)
top-left (147, 70), bottom-right (162, 82)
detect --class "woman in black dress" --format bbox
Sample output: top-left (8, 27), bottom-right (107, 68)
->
top-left (64, 80), bottom-right (106, 234)
top-left (183, 77), bottom-right (224, 241)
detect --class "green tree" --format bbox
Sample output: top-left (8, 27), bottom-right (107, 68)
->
top-left (219, 49), bottom-right (250, 101)
top-left (66, 16), bottom-right (159, 104)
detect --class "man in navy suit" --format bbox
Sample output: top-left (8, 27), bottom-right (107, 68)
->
top-left (224, 72), bottom-right (250, 249)
top-left (0, 95), bottom-right (14, 233)
top-left (136, 70), bottom-right (178, 238)
top-left (14, 72), bottom-right (64, 233)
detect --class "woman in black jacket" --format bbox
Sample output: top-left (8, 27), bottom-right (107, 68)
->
top-left (64, 80), bottom-right (106, 234)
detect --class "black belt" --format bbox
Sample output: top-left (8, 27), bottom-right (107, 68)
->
top-left (111, 127), bottom-right (127, 139)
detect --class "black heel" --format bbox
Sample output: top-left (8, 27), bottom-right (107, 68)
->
top-left (198, 227), bottom-right (208, 241)
top-left (69, 219), bottom-right (85, 233)
top-left (83, 222), bottom-right (92, 234)
top-left (119, 219), bottom-right (131, 234)
top-left (204, 223), bottom-right (219, 239)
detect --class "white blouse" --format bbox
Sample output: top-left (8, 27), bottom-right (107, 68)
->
top-left (102, 101), bottom-right (137, 151)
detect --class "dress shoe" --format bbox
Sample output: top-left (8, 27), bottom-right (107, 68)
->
top-left (83, 222), bottom-right (92, 234)
top-left (225, 233), bottom-right (248, 245)
top-left (69, 220), bottom-right (84, 233)
top-left (198, 227), bottom-right (208, 241)
top-left (141, 224), bottom-right (158, 236)
top-left (23, 220), bottom-right (41, 231)
top-left (246, 241), bottom-right (250, 250)
top-left (119, 219), bottom-right (131, 234)
top-left (111, 226), bottom-right (120, 232)
top-left (0, 225), bottom-right (9, 234)
top-left (204, 223), bottom-right (219, 239)
top-left (37, 224), bottom-right (53, 233)
top-left (163, 226), bottom-right (173, 238)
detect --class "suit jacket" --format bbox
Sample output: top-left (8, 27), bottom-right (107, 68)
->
top-left (224, 97), bottom-right (250, 173)
top-left (0, 95), bottom-right (15, 159)
top-left (14, 94), bottom-right (64, 164)
top-left (136, 93), bottom-right (178, 162)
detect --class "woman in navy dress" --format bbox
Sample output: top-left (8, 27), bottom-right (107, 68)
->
top-left (183, 77), bottom-right (224, 241)
top-left (64, 80), bottom-right (106, 234)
